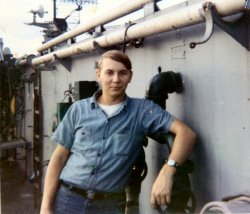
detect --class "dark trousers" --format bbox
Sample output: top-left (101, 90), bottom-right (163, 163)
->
top-left (53, 185), bottom-right (126, 214)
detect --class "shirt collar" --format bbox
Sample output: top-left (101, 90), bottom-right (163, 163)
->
top-left (90, 90), bottom-right (130, 111)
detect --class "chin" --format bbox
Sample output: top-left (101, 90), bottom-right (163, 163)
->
top-left (111, 92), bottom-right (123, 97)
top-left (110, 91), bottom-right (124, 97)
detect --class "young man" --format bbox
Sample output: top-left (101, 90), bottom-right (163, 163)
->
top-left (40, 50), bottom-right (195, 214)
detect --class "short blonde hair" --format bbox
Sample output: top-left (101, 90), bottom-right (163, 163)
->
top-left (98, 50), bottom-right (132, 70)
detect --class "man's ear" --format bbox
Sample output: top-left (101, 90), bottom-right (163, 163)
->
top-left (129, 70), bottom-right (133, 83)
top-left (96, 69), bottom-right (101, 81)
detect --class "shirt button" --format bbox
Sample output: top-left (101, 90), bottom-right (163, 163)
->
top-left (91, 171), bottom-right (95, 175)
top-left (103, 136), bottom-right (105, 140)
top-left (98, 153), bottom-right (101, 157)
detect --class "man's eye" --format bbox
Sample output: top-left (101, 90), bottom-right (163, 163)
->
top-left (105, 71), bottom-right (113, 75)
top-left (120, 71), bottom-right (128, 75)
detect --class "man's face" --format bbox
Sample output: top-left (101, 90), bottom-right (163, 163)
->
top-left (97, 58), bottom-right (132, 100)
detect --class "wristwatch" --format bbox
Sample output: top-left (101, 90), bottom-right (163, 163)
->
top-left (164, 159), bottom-right (179, 168)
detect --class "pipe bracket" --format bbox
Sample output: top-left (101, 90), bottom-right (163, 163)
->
top-left (143, 0), bottom-right (160, 16)
top-left (211, 2), bottom-right (250, 51)
top-left (190, 2), bottom-right (214, 49)
top-left (190, 1), bottom-right (250, 50)
top-left (41, 54), bottom-right (72, 72)
top-left (56, 56), bottom-right (72, 72)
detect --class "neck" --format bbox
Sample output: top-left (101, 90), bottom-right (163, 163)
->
top-left (98, 94), bottom-right (125, 105)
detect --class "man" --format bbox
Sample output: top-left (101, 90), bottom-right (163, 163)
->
top-left (40, 50), bottom-right (195, 214)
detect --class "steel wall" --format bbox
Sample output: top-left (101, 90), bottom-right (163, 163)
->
top-left (39, 21), bottom-right (250, 213)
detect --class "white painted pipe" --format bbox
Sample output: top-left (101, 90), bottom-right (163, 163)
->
top-left (209, 0), bottom-right (246, 16)
top-left (19, 0), bottom-right (246, 66)
top-left (37, 0), bottom-right (155, 52)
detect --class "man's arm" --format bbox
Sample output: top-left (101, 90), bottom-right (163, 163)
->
top-left (40, 144), bottom-right (70, 214)
top-left (150, 118), bottom-right (196, 208)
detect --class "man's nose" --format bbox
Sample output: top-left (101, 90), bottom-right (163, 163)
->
top-left (113, 73), bottom-right (120, 82)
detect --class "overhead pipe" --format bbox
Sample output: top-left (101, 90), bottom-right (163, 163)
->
top-left (37, 0), bottom-right (246, 53)
top-left (18, 0), bottom-right (246, 66)
top-left (37, 0), bottom-right (156, 52)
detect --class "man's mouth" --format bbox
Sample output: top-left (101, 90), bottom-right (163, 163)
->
top-left (111, 87), bottom-right (122, 90)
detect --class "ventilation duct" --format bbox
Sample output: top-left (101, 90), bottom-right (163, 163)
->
top-left (146, 71), bottom-right (183, 109)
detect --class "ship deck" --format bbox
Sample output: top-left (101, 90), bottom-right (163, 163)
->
top-left (1, 151), bottom-right (41, 214)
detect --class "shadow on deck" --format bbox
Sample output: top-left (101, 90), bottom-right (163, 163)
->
top-left (1, 157), bottom-right (41, 214)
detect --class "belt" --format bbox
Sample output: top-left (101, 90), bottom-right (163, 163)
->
top-left (60, 180), bottom-right (125, 201)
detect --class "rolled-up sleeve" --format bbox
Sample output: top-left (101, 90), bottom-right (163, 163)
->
top-left (51, 103), bottom-right (77, 150)
top-left (141, 100), bottom-right (174, 134)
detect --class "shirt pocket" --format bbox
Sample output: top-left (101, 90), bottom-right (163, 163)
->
top-left (112, 131), bottom-right (140, 157)
top-left (72, 126), bottom-right (96, 155)
top-left (75, 126), bottom-right (92, 142)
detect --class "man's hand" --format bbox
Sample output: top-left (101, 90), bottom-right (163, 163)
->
top-left (150, 164), bottom-right (176, 209)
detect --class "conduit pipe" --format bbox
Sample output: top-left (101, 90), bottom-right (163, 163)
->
top-left (37, 0), bottom-right (156, 52)
top-left (18, 0), bottom-right (245, 66)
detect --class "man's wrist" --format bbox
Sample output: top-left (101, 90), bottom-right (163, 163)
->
top-left (162, 163), bottom-right (177, 175)
top-left (164, 159), bottom-right (180, 169)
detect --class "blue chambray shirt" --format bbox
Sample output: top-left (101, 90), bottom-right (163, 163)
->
top-left (52, 91), bottom-right (174, 193)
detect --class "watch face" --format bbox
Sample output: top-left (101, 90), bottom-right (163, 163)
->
top-left (167, 159), bottom-right (176, 166)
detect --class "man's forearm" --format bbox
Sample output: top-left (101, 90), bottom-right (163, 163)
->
top-left (40, 145), bottom-right (70, 213)
top-left (151, 119), bottom-right (196, 208)
top-left (167, 119), bottom-right (196, 165)
top-left (168, 125), bottom-right (196, 165)
top-left (40, 161), bottom-right (63, 211)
